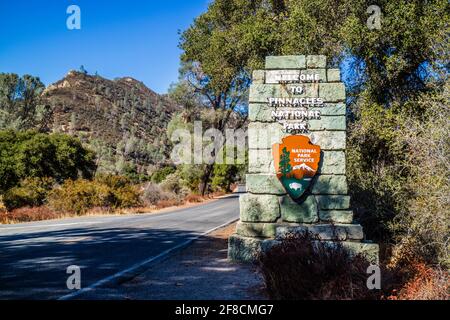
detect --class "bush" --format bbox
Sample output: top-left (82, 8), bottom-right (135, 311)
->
top-left (151, 166), bottom-right (176, 184)
top-left (160, 171), bottom-right (184, 194)
top-left (47, 176), bottom-right (141, 214)
top-left (0, 206), bottom-right (59, 224)
top-left (390, 263), bottom-right (448, 300)
top-left (211, 164), bottom-right (239, 192)
top-left (0, 130), bottom-right (96, 193)
top-left (348, 82), bottom-right (450, 268)
top-left (185, 194), bottom-right (203, 203)
top-left (3, 177), bottom-right (54, 210)
top-left (140, 182), bottom-right (180, 206)
top-left (259, 232), bottom-right (377, 300)
top-left (47, 179), bottom-right (111, 214)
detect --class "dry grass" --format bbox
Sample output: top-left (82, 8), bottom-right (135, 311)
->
top-left (0, 206), bottom-right (61, 224)
top-left (185, 194), bottom-right (204, 203)
top-left (383, 256), bottom-right (449, 300)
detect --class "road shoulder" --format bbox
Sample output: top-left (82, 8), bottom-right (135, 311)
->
top-left (78, 222), bottom-right (267, 300)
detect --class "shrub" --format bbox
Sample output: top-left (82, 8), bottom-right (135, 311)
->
top-left (151, 166), bottom-right (176, 184)
top-left (383, 259), bottom-right (449, 300)
top-left (140, 182), bottom-right (180, 206)
top-left (259, 232), bottom-right (377, 300)
top-left (154, 199), bottom-right (182, 209)
top-left (394, 263), bottom-right (448, 300)
top-left (47, 176), bottom-right (140, 214)
top-left (112, 184), bottom-right (141, 208)
top-left (160, 171), bottom-right (183, 194)
top-left (3, 177), bottom-right (54, 210)
top-left (185, 194), bottom-right (203, 203)
top-left (0, 206), bottom-right (59, 224)
top-left (47, 179), bottom-right (112, 214)
top-left (0, 130), bottom-right (96, 193)
top-left (95, 174), bottom-right (132, 189)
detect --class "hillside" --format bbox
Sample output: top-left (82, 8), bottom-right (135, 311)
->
top-left (42, 71), bottom-right (179, 176)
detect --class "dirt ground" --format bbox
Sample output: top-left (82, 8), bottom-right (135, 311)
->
top-left (79, 222), bottom-right (268, 300)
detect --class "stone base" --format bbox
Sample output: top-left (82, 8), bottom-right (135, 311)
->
top-left (228, 234), bottom-right (278, 263)
top-left (228, 233), bottom-right (379, 264)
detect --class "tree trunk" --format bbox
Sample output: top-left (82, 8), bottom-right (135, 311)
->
top-left (200, 163), bottom-right (214, 196)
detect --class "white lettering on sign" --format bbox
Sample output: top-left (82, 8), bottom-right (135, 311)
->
top-left (266, 71), bottom-right (321, 84)
top-left (268, 97), bottom-right (324, 107)
top-left (265, 70), bottom-right (327, 134)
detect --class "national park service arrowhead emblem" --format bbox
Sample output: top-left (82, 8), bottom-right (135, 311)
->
top-left (272, 135), bottom-right (321, 200)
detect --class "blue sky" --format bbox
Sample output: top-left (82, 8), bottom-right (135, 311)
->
top-left (0, 1), bottom-right (209, 94)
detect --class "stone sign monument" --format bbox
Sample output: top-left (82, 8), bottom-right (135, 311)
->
top-left (228, 55), bottom-right (379, 263)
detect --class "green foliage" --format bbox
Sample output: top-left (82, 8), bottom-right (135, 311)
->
top-left (3, 177), bottom-right (54, 211)
top-left (0, 73), bottom-right (50, 131)
top-left (151, 166), bottom-right (176, 184)
top-left (160, 170), bottom-right (185, 194)
top-left (47, 175), bottom-right (141, 214)
top-left (211, 164), bottom-right (239, 192)
top-left (0, 130), bottom-right (96, 193)
top-left (390, 83), bottom-right (449, 267)
top-left (211, 147), bottom-right (247, 192)
top-left (177, 165), bottom-right (205, 193)
top-left (183, 0), bottom-right (450, 265)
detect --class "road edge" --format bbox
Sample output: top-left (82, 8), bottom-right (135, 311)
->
top-left (58, 217), bottom-right (239, 300)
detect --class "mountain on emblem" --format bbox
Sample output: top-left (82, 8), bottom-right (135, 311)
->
top-left (272, 135), bottom-right (321, 200)
top-left (292, 163), bottom-right (315, 172)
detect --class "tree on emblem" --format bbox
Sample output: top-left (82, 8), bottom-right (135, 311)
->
top-left (279, 147), bottom-right (292, 177)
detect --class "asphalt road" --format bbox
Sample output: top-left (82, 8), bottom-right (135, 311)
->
top-left (0, 195), bottom-right (239, 300)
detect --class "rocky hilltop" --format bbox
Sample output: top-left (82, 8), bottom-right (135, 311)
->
top-left (42, 71), bottom-right (179, 175)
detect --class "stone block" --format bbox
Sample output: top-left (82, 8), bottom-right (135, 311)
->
top-left (249, 83), bottom-right (318, 103)
top-left (320, 103), bottom-right (346, 116)
top-left (301, 69), bottom-right (326, 82)
top-left (228, 234), bottom-right (280, 263)
top-left (327, 69), bottom-right (341, 82)
top-left (236, 222), bottom-right (277, 238)
top-left (319, 210), bottom-right (354, 223)
top-left (248, 122), bottom-right (346, 150)
top-left (341, 242), bottom-right (380, 264)
top-left (247, 122), bottom-right (284, 149)
top-left (315, 195), bottom-right (351, 210)
top-left (306, 55), bottom-right (327, 68)
top-left (265, 55), bottom-right (306, 69)
top-left (319, 151), bottom-right (346, 174)
top-left (319, 83), bottom-right (346, 102)
top-left (246, 174), bottom-right (286, 195)
top-left (240, 194), bottom-right (280, 222)
top-left (248, 149), bottom-right (275, 174)
top-left (309, 131), bottom-right (346, 150)
top-left (277, 224), bottom-right (363, 241)
top-left (309, 116), bottom-right (346, 131)
top-left (248, 103), bottom-right (346, 122)
top-left (280, 196), bottom-right (319, 223)
top-left (265, 69), bottom-right (325, 84)
top-left (276, 225), bottom-right (309, 239)
top-left (311, 175), bottom-right (348, 195)
top-left (252, 70), bottom-right (265, 84)
top-left (228, 234), bottom-right (263, 262)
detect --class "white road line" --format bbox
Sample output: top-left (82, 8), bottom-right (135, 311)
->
top-left (57, 217), bottom-right (238, 300)
top-left (0, 221), bottom-right (103, 231)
